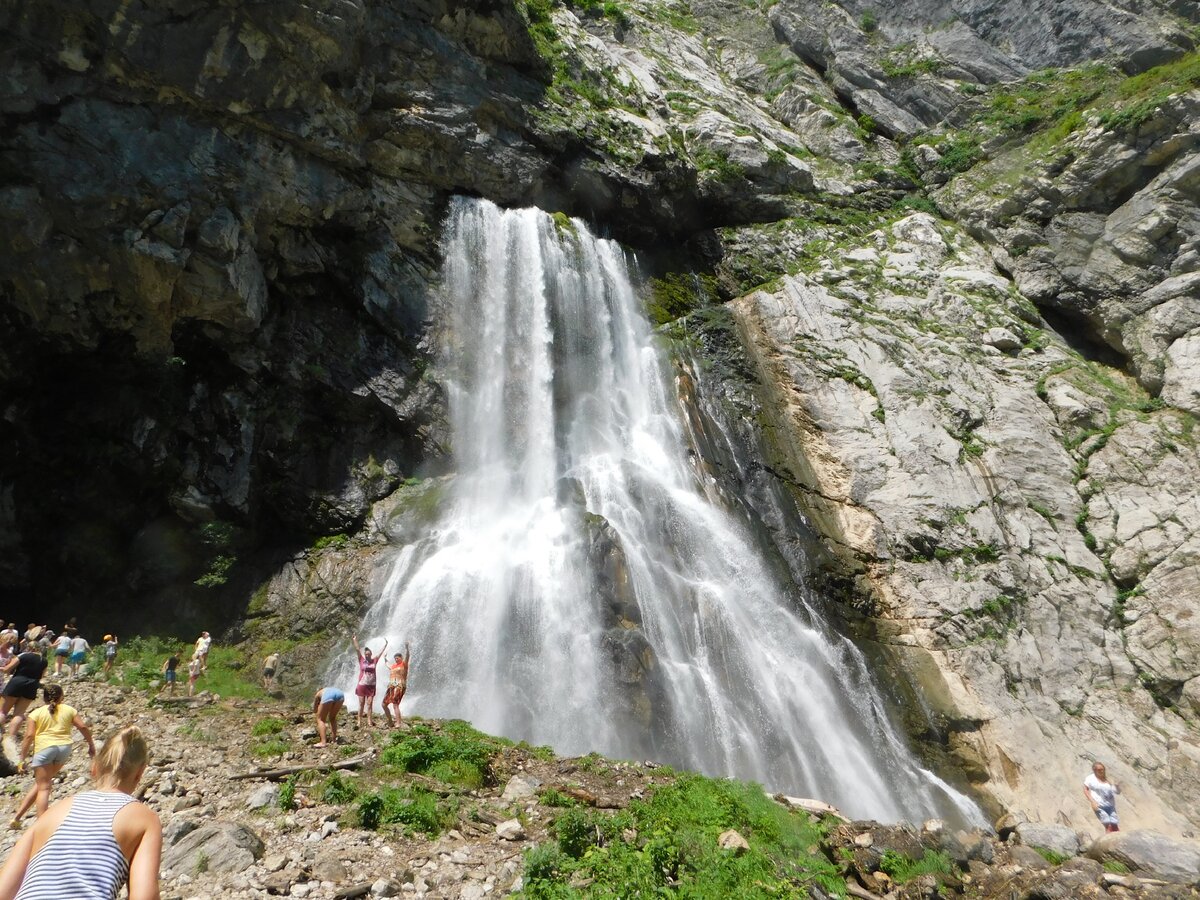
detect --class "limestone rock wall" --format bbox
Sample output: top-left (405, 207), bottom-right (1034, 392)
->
top-left (3, 0), bottom-right (1200, 835)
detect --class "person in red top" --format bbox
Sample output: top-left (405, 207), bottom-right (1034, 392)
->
top-left (351, 635), bottom-right (387, 728)
top-left (382, 643), bottom-right (412, 729)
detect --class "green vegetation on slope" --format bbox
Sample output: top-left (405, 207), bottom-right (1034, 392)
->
top-left (518, 774), bottom-right (844, 899)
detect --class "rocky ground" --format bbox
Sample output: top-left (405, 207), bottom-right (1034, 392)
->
top-left (2, 676), bottom-right (1199, 899)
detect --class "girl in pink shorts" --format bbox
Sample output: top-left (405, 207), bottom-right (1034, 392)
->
top-left (351, 634), bottom-right (387, 728)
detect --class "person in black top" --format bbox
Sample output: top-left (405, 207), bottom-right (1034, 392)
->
top-left (0, 643), bottom-right (48, 749)
top-left (159, 650), bottom-right (181, 697)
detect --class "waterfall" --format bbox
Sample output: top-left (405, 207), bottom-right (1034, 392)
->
top-left (336, 197), bottom-right (983, 825)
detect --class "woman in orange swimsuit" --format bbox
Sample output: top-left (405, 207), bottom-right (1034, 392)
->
top-left (382, 643), bottom-right (411, 729)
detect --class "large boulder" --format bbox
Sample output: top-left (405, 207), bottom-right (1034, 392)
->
top-left (1086, 830), bottom-right (1200, 884)
top-left (1015, 821), bottom-right (1082, 859)
top-left (161, 822), bottom-right (265, 878)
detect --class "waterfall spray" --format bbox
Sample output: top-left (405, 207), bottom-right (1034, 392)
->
top-left (333, 197), bottom-right (983, 824)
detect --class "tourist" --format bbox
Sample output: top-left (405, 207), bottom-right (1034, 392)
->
top-left (382, 643), bottom-right (411, 729)
top-left (49, 633), bottom-right (70, 678)
top-left (312, 687), bottom-right (345, 747)
top-left (193, 632), bottom-right (212, 673)
top-left (186, 655), bottom-right (201, 697)
top-left (262, 652), bottom-right (280, 689)
top-left (158, 649), bottom-right (181, 697)
top-left (1083, 761), bottom-right (1121, 832)
top-left (0, 726), bottom-right (162, 900)
top-left (0, 644), bottom-right (47, 752)
top-left (0, 637), bottom-right (14, 692)
top-left (10, 684), bottom-right (95, 827)
top-left (102, 635), bottom-right (119, 677)
top-left (68, 634), bottom-right (90, 678)
top-left (351, 635), bottom-right (387, 728)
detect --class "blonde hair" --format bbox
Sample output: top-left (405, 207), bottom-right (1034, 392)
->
top-left (94, 726), bottom-right (149, 788)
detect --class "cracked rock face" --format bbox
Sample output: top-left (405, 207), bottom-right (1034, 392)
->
top-left (727, 212), bottom-right (1200, 832)
top-left (3, 0), bottom-right (1200, 841)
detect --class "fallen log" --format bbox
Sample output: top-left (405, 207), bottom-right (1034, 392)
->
top-left (230, 752), bottom-right (372, 781)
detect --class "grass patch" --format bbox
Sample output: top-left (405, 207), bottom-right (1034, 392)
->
top-left (519, 774), bottom-right (844, 899)
top-left (879, 849), bottom-right (953, 883)
top-left (380, 720), bottom-right (501, 788)
top-left (1034, 847), bottom-right (1069, 865)
top-left (116, 636), bottom-right (268, 700)
top-left (252, 737), bottom-right (291, 758)
top-left (251, 717), bottom-right (286, 737)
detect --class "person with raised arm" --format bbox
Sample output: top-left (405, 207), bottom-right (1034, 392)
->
top-left (382, 643), bottom-right (412, 729)
top-left (351, 635), bottom-right (387, 728)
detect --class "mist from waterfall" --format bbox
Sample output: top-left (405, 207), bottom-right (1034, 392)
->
top-left (335, 197), bottom-right (982, 825)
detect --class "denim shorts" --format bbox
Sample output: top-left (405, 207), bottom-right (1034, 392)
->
top-left (30, 743), bottom-right (72, 768)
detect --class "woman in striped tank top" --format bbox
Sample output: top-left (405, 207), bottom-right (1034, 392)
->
top-left (0, 726), bottom-right (162, 900)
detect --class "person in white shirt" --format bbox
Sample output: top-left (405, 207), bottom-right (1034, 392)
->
top-left (68, 636), bottom-right (90, 677)
top-left (51, 634), bottom-right (71, 677)
top-left (194, 632), bottom-right (212, 673)
top-left (1083, 761), bottom-right (1121, 832)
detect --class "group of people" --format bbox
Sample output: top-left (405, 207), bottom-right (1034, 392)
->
top-left (156, 632), bottom-right (212, 698)
top-left (310, 635), bottom-right (411, 748)
top-left (0, 623), bottom-right (120, 689)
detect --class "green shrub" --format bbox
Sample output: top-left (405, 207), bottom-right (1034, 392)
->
top-left (520, 774), bottom-right (843, 898)
top-left (312, 533), bottom-right (349, 551)
top-left (356, 786), bottom-right (455, 835)
top-left (524, 842), bottom-right (571, 883)
top-left (555, 808), bottom-right (596, 858)
top-left (380, 721), bottom-right (496, 787)
top-left (321, 772), bottom-right (358, 805)
top-left (1034, 847), bottom-right (1069, 865)
top-left (860, 9), bottom-right (878, 32)
top-left (279, 775), bottom-right (297, 811)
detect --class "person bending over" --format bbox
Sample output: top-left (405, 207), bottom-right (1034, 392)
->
top-left (312, 688), bottom-right (345, 748)
top-left (0, 726), bottom-right (162, 900)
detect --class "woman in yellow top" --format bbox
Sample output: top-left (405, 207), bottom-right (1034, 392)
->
top-left (10, 684), bottom-right (94, 828)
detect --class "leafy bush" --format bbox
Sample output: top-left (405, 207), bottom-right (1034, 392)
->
top-left (321, 772), bottom-right (358, 805)
top-left (356, 786), bottom-right (456, 835)
top-left (427, 758), bottom-right (486, 789)
top-left (555, 808), bottom-right (596, 858)
top-left (380, 721), bottom-right (497, 787)
top-left (520, 774), bottom-right (843, 898)
top-left (278, 775), bottom-right (297, 811)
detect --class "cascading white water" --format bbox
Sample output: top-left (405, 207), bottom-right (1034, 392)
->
top-left (336, 197), bottom-right (983, 824)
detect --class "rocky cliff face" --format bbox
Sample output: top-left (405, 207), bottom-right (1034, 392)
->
top-left (3, 0), bottom-right (1199, 834)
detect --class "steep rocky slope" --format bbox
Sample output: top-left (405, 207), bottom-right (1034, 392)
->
top-left (2, 678), bottom-right (1197, 899)
top-left (3, 0), bottom-right (1199, 838)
